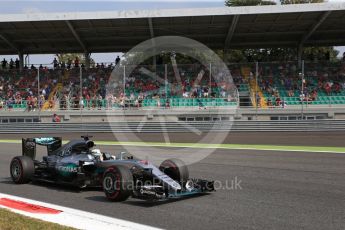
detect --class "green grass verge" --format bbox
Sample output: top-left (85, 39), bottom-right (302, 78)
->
top-left (0, 139), bottom-right (344, 153)
top-left (0, 208), bottom-right (74, 230)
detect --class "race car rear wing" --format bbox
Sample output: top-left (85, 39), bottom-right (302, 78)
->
top-left (22, 137), bottom-right (62, 159)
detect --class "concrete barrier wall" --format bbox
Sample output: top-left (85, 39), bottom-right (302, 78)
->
top-left (0, 120), bottom-right (344, 133)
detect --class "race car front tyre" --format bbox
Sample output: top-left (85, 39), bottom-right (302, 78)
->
top-left (159, 158), bottom-right (189, 186)
top-left (10, 156), bottom-right (34, 184)
top-left (102, 165), bottom-right (133, 202)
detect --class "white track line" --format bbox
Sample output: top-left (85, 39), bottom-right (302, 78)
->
top-left (0, 140), bottom-right (344, 154)
top-left (96, 143), bottom-right (345, 154)
top-left (0, 193), bottom-right (161, 230)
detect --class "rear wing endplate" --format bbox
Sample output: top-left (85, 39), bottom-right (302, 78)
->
top-left (22, 137), bottom-right (62, 159)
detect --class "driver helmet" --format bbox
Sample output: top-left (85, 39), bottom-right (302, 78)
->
top-left (91, 149), bottom-right (103, 161)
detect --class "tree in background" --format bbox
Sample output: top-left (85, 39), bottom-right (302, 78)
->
top-left (303, 47), bottom-right (338, 62)
top-left (225, 0), bottom-right (276, 6)
top-left (280, 0), bottom-right (324, 4)
top-left (225, 0), bottom-right (324, 5)
top-left (223, 0), bottom-right (339, 63)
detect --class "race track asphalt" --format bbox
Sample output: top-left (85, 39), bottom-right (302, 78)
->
top-left (0, 131), bottom-right (344, 146)
top-left (0, 133), bottom-right (345, 230)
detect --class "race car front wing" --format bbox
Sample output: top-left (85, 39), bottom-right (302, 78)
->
top-left (132, 179), bottom-right (215, 201)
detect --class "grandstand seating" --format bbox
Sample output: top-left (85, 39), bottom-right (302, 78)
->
top-left (0, 61), bottom-right (345, 111)
top-left (254, 62), bottom-right (345, 106)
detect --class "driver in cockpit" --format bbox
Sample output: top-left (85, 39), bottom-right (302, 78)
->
top-left (91, 149), bottom-right (103, 161)
top-left (91, 149), bottom-right (116, 161)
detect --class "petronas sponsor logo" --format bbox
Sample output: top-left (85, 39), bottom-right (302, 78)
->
top-left (57, 164), bottom-right (79, 173)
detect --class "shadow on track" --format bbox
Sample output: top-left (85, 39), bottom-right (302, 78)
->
top-left (0, 177), bottom-right (102, 193)
top-left (85, 193), bottom-right (210, 207)
top-left (2, 176), bottom-right (210, 207)
top-left (0, 177), bottom-right (14, 185)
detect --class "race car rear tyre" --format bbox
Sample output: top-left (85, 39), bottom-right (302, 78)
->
top-left (10, 156), bottom-right (34, 184)
top-left (159, 158), bottom-right (189, 186)
top-left (102, 165), bottom-right (133, 202)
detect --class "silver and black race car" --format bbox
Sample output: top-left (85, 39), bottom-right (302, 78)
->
top-left (10, 136), bottom-right (215, 202)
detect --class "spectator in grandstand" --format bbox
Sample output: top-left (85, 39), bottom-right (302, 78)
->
top-left (14, 92), bottom-right (22, 104)
top-left (9, 59), bottom-right (14, 69)
top-left (6, 97), bottom-right (14, 110)
top-left (79, 96), bottom-right (84, 109)
top-left (74, 57), bottom-right (79, 68)
top-left (67, 58), bottom-right (72, 69)
top-left (203, 87), bottom-right (209, 97)
top-left (52, 113), bottom-right (61, 122)
top-left (60, 61), bottom-right (66, 69)
top-left (325, 82), bottom-right (332, 95)
top-left (115, 56), bottom-right (121, 66)
top-left (41, 87), bottom-right (47, 99)
top-left (60, 94), bottom-right (68, 110)
top-left (191, 88), bottom-right (197, 98)
top-left (32, 96), bottom-right (38, 111)
top-left (1, 58), bottom-right (7, 69)
top-left (275, 96), bottom-right (281, 107)
top-left (267, 98), bottom-right (273, 107)
top-left (288, 89), bottom-right (294, 97)
top-left (26, 95), bottom-right (33, 111)
top-left (303, 87), bottom-right (308, 97)
top-left (129, 92), bottom-right (135, 101)
top-left (165, 99), bottom-right (170, 108)
top-left (299, 92), bottom-right (305, 102)
top-left (107, 63), bottom-right (113, 69)
top-left (137, 93), bottom-right (144, 108)
top-left (97, 94), bottom-right (103, 109)
top-left (119, 93), bottom-right (126, 109)
top-left (310, 89), bottom-right (318, 101)
top-left (53, 58), bottom-right (59, 69)
top-left (30, 64), bottom-right (36, 70)
top-left (333, 82), bottom-right (341, 94)
top-left (153, 94), bottom-right (160, 107)
top-left (106, 93), bottom-right (113, 109)
top-left (39, 95), bottom-right (45, 109)
top-left (281, 100), bottom-right (287, 108)
top-left (15, 58), bottom-right (20, 69)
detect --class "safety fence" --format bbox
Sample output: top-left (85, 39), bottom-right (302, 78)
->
top-left (2, 95), bottom-right (345, 111)
top-left (0, 120), bottom-right (344, 133)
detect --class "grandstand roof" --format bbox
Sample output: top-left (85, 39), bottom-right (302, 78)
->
top-left (0, 3), bottom-right (345, 54)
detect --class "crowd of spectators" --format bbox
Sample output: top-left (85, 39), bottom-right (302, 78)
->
top-left (0, 55), bottom-right (345, 110)
top-left (1, 56), bottom-right (120, 71)
top-left (256, 62), bottom-right (345, 106)
top-left (1, 58), bottom-right (20, 70)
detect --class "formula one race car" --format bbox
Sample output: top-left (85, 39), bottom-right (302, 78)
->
top-left (10, 136), bottom-right (214, 201)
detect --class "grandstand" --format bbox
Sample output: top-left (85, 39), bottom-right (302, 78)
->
top-left (0, 61), bottom-right (344, 111)
top-left (0, 3), bottom-right (345, 122)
